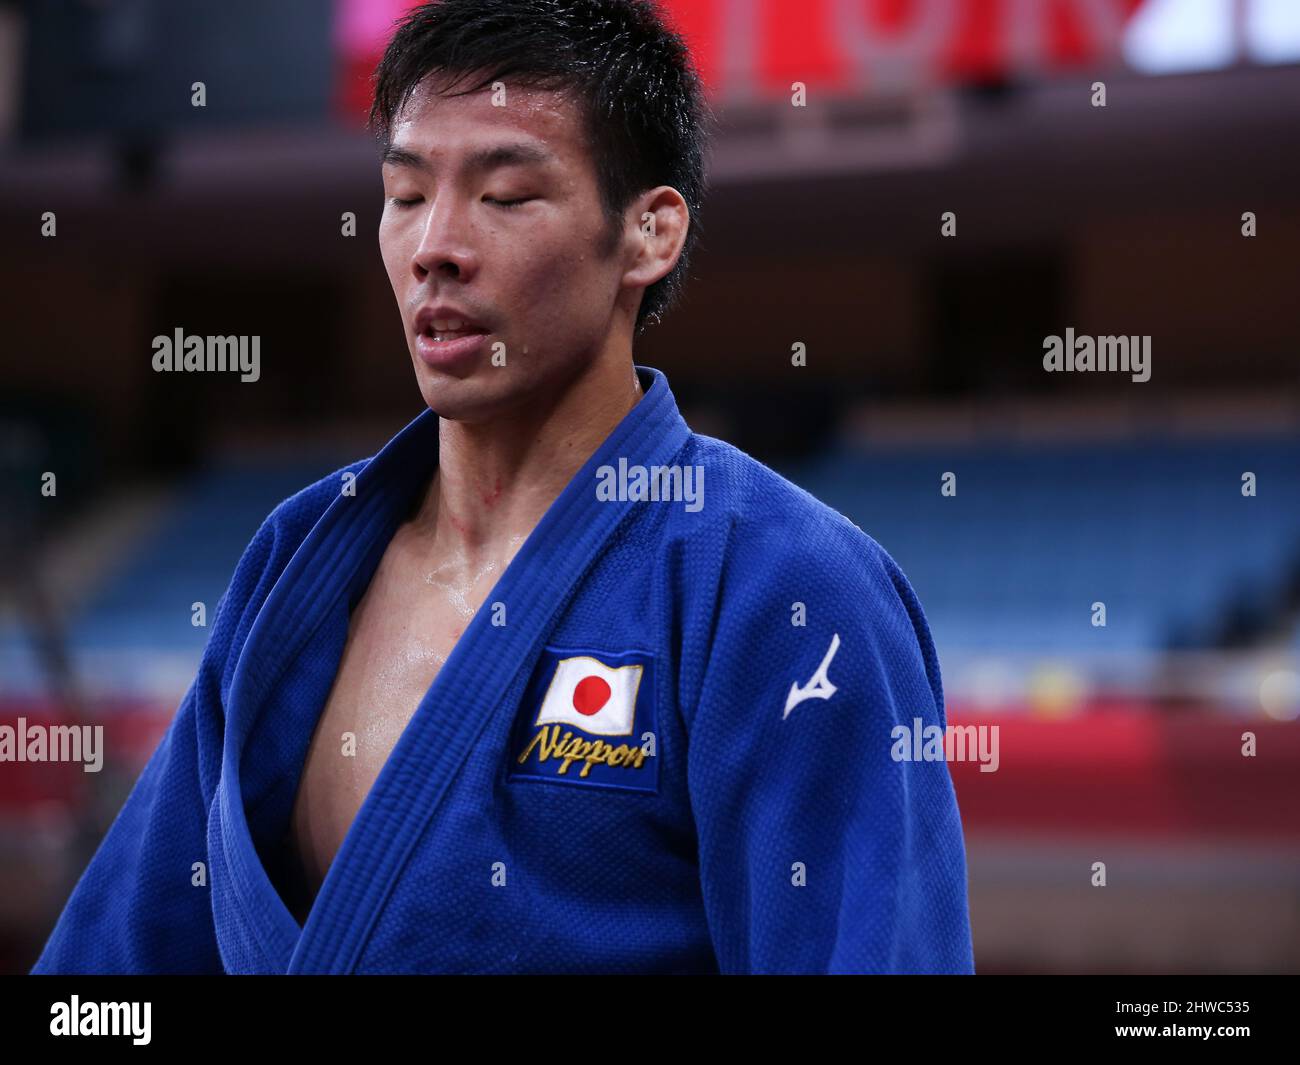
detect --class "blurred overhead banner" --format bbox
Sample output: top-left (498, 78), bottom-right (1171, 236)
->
top-left (335, 0), bottom-right (1151, 118)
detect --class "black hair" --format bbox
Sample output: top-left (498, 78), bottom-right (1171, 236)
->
top-left (369, 0), bottom-right (715, 336)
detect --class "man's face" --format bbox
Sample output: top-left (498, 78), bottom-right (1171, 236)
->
top-left (379, 75), bottom-right (631, 422)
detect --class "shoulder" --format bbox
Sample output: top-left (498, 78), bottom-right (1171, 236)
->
top-left (234, 457), bottom-right (370, 586)
top-left (258, 458), bottom-right (371, 550)
top-left (674, 431), bottom-right (897, 591)
top-left (670, 432), bottom-right (943, 716)
top-left (203, 456), bottom-right (371, 674)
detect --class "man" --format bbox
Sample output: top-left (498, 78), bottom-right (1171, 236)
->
top-left (32, 0), bottom-right (973, 974)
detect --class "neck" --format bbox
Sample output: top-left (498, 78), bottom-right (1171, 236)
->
top-left (415, 356), bottom-right (644, 566)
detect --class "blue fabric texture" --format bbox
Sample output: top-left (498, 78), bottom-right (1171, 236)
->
top-left (32, 365), bottom-right (974, 974)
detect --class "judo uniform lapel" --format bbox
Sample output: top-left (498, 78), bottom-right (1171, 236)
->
top-left (210, 366), bottom-right (690, 974)
top-left (210, 403), bottom-right (439, 974)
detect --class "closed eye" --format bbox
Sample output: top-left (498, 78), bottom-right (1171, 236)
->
top-left (387, 195), bottom-right (534, 209)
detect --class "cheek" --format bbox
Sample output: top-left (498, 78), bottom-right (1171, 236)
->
top-left (514, 259), bottom-right (597, 340)
top-left (512, 232), bottom-right (609, 312)
top-left (378, 215), bottom-right (412, 281)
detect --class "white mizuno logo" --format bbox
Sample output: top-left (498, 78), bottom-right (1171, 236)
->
top-left (783, 633), bottom-right (841, 720)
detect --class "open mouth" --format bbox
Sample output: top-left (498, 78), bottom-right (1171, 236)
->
top-left (422, 318), bottom-right (488, 342)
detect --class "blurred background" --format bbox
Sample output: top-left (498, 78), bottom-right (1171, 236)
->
top-left (1, 0), bottom-right (1299, 974)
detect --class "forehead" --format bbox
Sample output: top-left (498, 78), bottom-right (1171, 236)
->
top-left (389, 74), bottom-right (588, 162)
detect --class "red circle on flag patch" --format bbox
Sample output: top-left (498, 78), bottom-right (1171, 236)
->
top-left (573, 675), bottom-right (611, 716)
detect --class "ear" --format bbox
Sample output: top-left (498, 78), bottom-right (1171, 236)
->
top-left (621, 186), bottom-right (690, 291)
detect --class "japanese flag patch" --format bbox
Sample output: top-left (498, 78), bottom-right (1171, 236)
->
top-left (508, 647), bottom-right (658, 794)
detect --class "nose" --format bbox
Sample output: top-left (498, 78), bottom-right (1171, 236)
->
top-left (410, 193), bottom-right (479, 282)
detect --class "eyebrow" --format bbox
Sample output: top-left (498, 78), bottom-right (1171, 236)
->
top-left (381, 141), bottom-right (555, 175)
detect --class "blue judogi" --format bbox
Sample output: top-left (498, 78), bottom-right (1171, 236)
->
top-left (32, 365), bottom-right (974, 974)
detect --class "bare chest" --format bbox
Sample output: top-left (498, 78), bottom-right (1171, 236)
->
top-left (285, 538), bottom-right (505, 911)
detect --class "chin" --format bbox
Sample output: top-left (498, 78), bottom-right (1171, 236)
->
top-left (414, 370), bottom-right (521, 424)
top-left (409, 343), bottom-right (593, 423)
